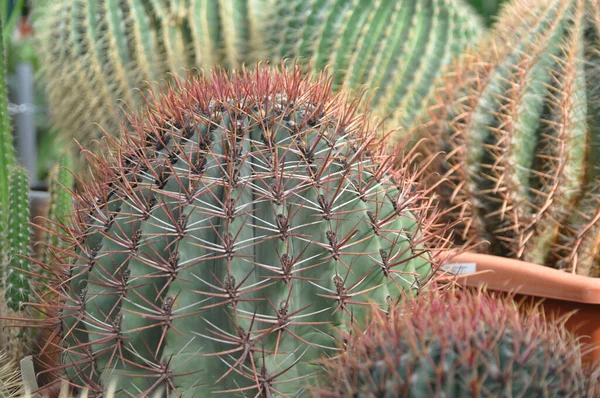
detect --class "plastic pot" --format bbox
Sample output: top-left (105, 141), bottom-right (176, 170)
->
top-left (443, 252), bottom-right (600, 365)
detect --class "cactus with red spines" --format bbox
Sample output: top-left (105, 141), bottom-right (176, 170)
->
top-left (27, 67), bottom-right (448, 396)
top-left (314, 288), bottom-right (600, 398)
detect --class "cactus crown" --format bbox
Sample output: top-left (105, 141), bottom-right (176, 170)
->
top-left (315, 288), bottom-right (600, 397)
top-left (33, 67), bottom-right (445, 396)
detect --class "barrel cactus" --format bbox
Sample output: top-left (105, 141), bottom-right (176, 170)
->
top-left (34, 0), bottom-right (481, 147)
top-left (420, 0), bottom-right (600, 276)
top-left (273, 0), bottom-right (481, 130)
top-left (32, 67), bottom-right (445, 396)
top-left (314, 288), bottom-right (600, 397)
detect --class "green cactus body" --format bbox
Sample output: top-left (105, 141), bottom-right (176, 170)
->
top-left (5, 167), bottom-right (31, 311)
top-left (0, 21), bottom-right (13, 218)
top-left (422, 0), bottom-right (600, 275)
top-left (315, 289), bottom-right (600, 397)
top-left (0, 15), bottom-right (33, 312)
top-left (36, 0), bottom-right (481, 146)
top-left (41, 69), bottom-right (438, 396)
top-left (295, 0), bottom-right (482, 131)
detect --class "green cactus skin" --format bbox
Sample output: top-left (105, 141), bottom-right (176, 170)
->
top-left (35, 68), bottom-right (442, 397)
top-left (34, 0), bottom-right (276, 147)
top-left (314, 288), bottom-right (600, 398)
top-left (0, 15), bottom-right (32, 312)
top-left (272, 0), bottom-right (482, 133)
top-left (4, 167), bottom-right (31, 312)
top-left (420, 0), bottom-right (600, 276)
top-left (35, 0), bottom-right (481, 147)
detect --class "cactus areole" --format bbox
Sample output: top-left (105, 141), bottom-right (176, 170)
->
top-left (41, 68), bottom-right (436, 396)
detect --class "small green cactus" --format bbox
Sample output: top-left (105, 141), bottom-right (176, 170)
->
top-left (420, 0), bottom-right (600, 276)
top-left (314, 288), bottom-right (600, 397)
top-left (31, 67), bottom-right (447, 397)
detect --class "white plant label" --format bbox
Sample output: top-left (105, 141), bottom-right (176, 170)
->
top-left (441, 262), bottom-right (477, 275)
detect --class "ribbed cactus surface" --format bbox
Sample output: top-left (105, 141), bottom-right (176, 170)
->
top-left (315, 289), bottom-right (600, 397)
top-left (421, 0), bottom-right (600, 276)
top-left (35, 0), bottom-right (481, 146)
top-left (0, 18), bottom-right (32, 312)
top-left (274, 0), bottom-right (481, 129)
top-left (37, 68), bottom-right (441, 396)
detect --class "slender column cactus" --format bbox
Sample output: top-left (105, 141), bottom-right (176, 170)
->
top-left (0, 14), bottom-right (32, 312)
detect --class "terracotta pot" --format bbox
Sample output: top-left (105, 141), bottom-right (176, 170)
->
top-left (443, 252), bottom-right (600, 365)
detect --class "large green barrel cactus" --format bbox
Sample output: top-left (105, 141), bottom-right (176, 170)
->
top-left (421, 0), bottom-right (600, 277)
top-left (35, 68), bottom-right (443, 396)
top-left (34, 0), bottom-right (481, 147)
top-left (314, 288), bottom-right (600, 397)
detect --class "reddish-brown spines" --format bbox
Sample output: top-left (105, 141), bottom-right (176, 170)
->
top-left (314, 288), bottom-right (600, 397)
top-left (23, 67), bottom-right (449, 397)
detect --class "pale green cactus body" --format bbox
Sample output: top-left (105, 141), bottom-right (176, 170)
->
top-left (5, 167), bottom-right (30, 311)
top-left (0, 20), bottom-right (14, 229)
top-left (40, 69), bottom-right (440, 397)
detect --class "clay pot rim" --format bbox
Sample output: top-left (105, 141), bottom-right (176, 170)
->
top-left (442, 251), bottom-right (600, 305)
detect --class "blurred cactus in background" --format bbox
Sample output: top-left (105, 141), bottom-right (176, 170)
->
top-left (418, 0), bottom-right (600, 277)
top-left (34, 0), bottom-right (482, 148)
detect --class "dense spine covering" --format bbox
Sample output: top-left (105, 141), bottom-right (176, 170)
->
top-left (0, 350), bottom-right (24, 398)
top-left (35, 0), bottom-right (481, 146)
top-left (421, 0), bottom-right (600, 276)
top-left (314, 289), bottom-right (600, 397)
top-left (33, 68), bottom-right (446, 396)
top-left (34, 0), bottom-right (277, 146)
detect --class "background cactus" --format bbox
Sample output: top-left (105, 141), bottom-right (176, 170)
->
top-left (314, 288), bottom-right (600, 397)
top-left (34, 0), bottom-right (482, 148)
top-left (33, 0), bottom-right (277, 148)
top-left (420, 0), bottom-right (600, 276)
top-left (29, 67), bottom-right (449, 396)
top-left (273, 0), bottom-right (482, 130)
top-left (0, 9), bottom-right (75, 365)
top-left (0, 13), bottom-right (32, 312)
